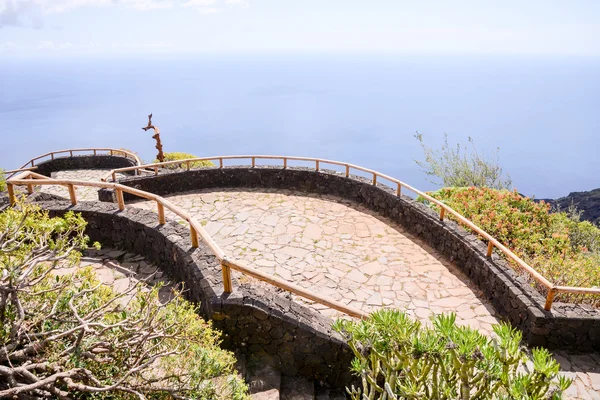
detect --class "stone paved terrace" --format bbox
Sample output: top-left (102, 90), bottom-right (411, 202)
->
top-left (37, 169), bottom-right (125, 200)
top-left (26, 168), bottom-right (600, 398)
top-left (129, 188), bottom-right (501, 333)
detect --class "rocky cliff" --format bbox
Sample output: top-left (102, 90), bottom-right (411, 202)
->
top-left (542, 188), bottom-right (600, 225)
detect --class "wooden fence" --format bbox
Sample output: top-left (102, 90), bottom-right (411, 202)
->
top-left (5, 148), bottom-right (142, 179)
top-left (101, 155), bottom-right (600, 311)
top-left (6, 170), bottom-right (368, 319)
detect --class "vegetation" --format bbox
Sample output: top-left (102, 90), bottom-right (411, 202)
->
top-left (414, 133), bottom-right (512, 190)
top-left (0, 168), bottom-right (5, 192)
top-left (334, 310), bottom-right (571, 400)
top-left (0, 202), bottom-right (248, 399)
top-left (423, 187), bottom-right (600, 306)
top-left (156, 152), bottom-right (215, 169)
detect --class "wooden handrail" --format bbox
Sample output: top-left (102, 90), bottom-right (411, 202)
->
top-left (100, 155), bottom-right (600, 311)
top-left (7, 148), bottom-right (142, 180)
top-left (2, 166), bottom-right (38, 175)
top-left (5, 172), bottom-right (365, 319)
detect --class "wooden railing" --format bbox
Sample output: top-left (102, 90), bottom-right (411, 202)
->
top-left (7, 148), bottom-right (142, 179)
top-left (6, 171), bottom-right (368, 319)
top-left (103, 155), bottom-right (600, 311)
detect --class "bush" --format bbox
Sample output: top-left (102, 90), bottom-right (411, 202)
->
top-left (423, 187), bottom-right (600, 306)
top-left (414, 133), bottom-right (512, 190)
top-left (0, 202), bottom-right (248, 399)
top-left (0, 169), bottom-right (5, 192)
top-left (334, 310), bottom-right (571, 400)
top-left (156, 152), bottom-right (215, 169)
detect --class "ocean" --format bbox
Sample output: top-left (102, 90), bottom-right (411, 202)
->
top-left (1, 53), bottom-right (598, 199)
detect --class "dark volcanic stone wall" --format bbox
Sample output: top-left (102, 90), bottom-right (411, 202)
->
top-left (101, 166), bottom-right (600, 351)
top-left (37, 200), bottom-right (354, 386)
top-left (34, 155), bottom-right (137, 177)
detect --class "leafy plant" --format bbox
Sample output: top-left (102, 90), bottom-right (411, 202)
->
top-left (414, 133), bottom-right (512, 190)
top-left (0, 202), bottom-right (248, 399)
top-left (334, 310), bottom-right (571, 400)
top-left (0, 168), bottom-right (5, 192)
top-left (157, 152), bottom-right (215, 169)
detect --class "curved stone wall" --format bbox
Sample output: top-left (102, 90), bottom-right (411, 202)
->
top-left (34, 154), bottom-right (137, 177)
top-left (37, 200), bottom-right (355, 386)
top-left (99, 166), bottom-right (600, 351)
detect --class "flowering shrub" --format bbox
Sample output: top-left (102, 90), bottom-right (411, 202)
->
top-left (423, 187), bottom-right (600, 306)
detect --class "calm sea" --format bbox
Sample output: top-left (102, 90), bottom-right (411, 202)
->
top-left (1, 54), bottom-right (598, 199)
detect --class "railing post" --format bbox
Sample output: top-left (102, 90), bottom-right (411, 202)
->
top-left (252, 157), bottom-right (256, 168)
top-left (115, 189), bottom-right (125, 211)
top-left (51, 153), bottom-right (54, 160)
top-left (544, 289), bottom-right (557, 311)
top-left (69, 150), bottom-right (73, 157)
top-left (316, 160), bottom-right (320, 172)
top-left (283, 158), bottom-right (287, 169)
top-left (186, 161), bottom-right (191, 171)
top-left (219, 158), bottom-right (223, 168)
top-left (222, 260), bottom-right (233, 293)
top-left (372, 174), bottom-right (377, 185)
top-left (157, 202), bottom-right (166, 225)
top-left (112, 172), bottom-right (116, 182)
top-left (486, 242), bottom-right (494, 257)
top-left (7, 183), bottom-right (15, 205)
top-left (439, 207), bottom-right (446, 221)
top-left (110, 150), bottom-right (113, 155)
top-left (94, 149), bottom-right (97, 156)
top-left (26, 175), bottom-right (33, 194)
top-left (396, 183), bottom-right (402, 196)
top-left (31, 160), bottom-right (35, 167)
top-left (345, 165), bottom-right (350, 177)
top-left (154, 166), bottom-right (158, 176)
top-left (67, 184), bottom-right (77, 206)
top-left (190, 225), bottom-right (199, 248)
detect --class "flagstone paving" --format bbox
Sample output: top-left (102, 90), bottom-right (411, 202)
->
top-left (129, 187), bottom-right (501, 333)
top-left (36, 169), bottom-right (125, 201)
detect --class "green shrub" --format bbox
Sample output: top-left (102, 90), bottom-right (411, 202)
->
top-left (156, 152), bottom-right (215, 169)
top-left (423, 187), bottom-right (600, 306)
top-left (0, 202), bottom-right (248, 399)
top-left (334, 310), bottom-right (571, 400)
top-left (414, 133), bottom-right (512, 190)
top-left (0, 169), bottom-right (5, 192)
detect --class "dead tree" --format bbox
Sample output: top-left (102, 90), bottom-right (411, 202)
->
top-left (142, 113), bottom-right (165, 162)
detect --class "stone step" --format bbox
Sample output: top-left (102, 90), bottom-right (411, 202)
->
top-left (247, 362), bottom-right (281, 400)
top-left (280, 375), bottom-right (314, 399)
top-left (315, 387), bottom-right (347, 400)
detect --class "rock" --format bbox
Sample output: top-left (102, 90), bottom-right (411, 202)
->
top-left (541, 188), bottom-right (600, 225)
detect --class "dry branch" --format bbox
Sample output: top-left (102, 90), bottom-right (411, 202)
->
top-left (142, 113), bottom-right (164, 163)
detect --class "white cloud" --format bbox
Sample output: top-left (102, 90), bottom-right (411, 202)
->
top-left (0, 0), bottom-right (247, 28)
top-left (182, 0), bottom-right (215, 6)
top-left (0, 40), bottom-right (19, 50)
top-left (122, 0), bottom-right (173, 11)
top-left (36, 40), bottom-right (73, 49)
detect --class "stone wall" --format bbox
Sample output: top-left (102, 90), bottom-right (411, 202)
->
top-left (34, 155), bottom-right (137, 177)
top-left (37, 200), bottom-right (355, 386)
top-left (100, 166), bottom-right (600, 351)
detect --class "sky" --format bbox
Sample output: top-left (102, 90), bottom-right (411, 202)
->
top-left (0, 0), bottom-right (599, 57)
